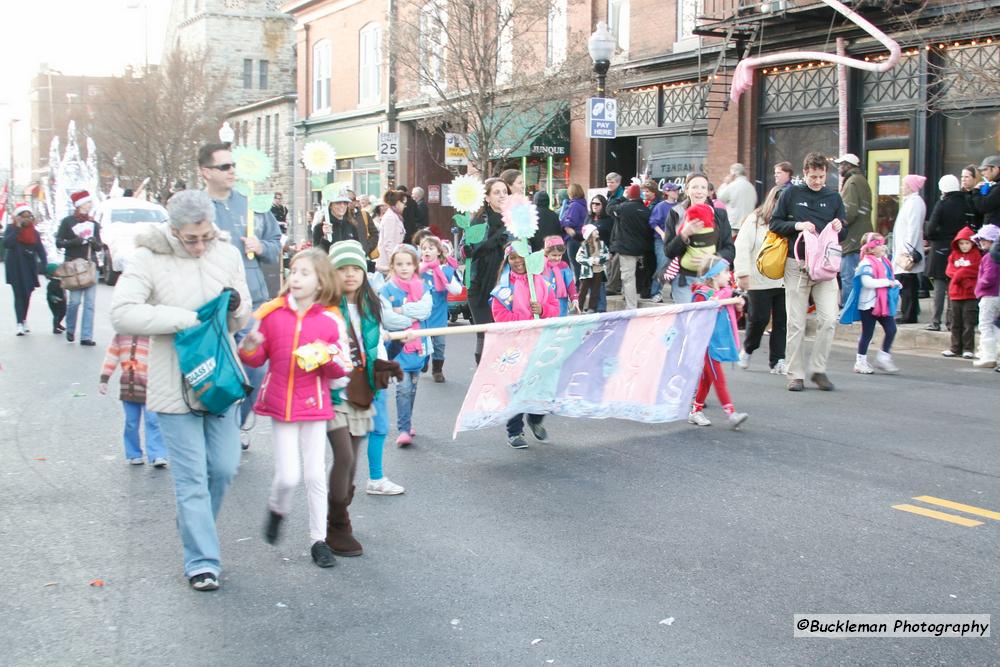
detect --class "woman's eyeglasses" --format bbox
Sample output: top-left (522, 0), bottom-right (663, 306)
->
top-left (177, 232), bottom-right (218, 247)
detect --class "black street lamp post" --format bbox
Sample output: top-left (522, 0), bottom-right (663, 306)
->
top-left (588, 22), bottom-right (615, 187)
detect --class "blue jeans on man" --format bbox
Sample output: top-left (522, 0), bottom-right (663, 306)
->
top-left (66, 283), bottom-right (97, 341)
top-left (122, 400), bottom-right (166, 461)
top-left (156, 406), bottom-right (241, 578)
top-left (840, 251), bottom-right (860, 307)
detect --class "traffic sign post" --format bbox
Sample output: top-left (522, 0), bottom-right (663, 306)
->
top-left (586, 97), bottom-right (617, 139)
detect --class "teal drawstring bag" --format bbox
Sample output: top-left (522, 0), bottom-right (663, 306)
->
top-left (174, 291), bottom-right (251, 415)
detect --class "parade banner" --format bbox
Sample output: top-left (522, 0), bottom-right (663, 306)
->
top-left (452, 301), bottom-right (723, 437)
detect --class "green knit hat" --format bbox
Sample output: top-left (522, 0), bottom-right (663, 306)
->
top-left (329, 240), bottom-right (367, 269)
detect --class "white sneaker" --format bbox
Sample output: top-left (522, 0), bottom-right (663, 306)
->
top-left (770, 359), bottom-right (788, 375)
top-left (128, 458), bottom-right (144, 465)
top-left (941, 350), bottom-right (957, 357)
top-left (152, 458), bottom-right (169, 468)
top-left (651, 294), bottom-right (663, 303)
top-left (874, 351), bottom-right (899, 374)
top-left (688, 411), bottom-right (712, 427)
top-left (727, 412), bottom-right (748, 430)
top-left (15, 323), bottom-right (26, 336)
top-left (854, 357), bottom-right (874, 374)
top-left (239, 430), bottom-right (251, 451)
top-left (366, 477), bottom-right (405, 495)
top-left (737, 351), bottom-right (751, 369)
top-left (962, 351), bottom-right (975, 359)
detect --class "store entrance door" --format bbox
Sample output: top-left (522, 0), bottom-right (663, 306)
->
top-left (867, 148), bottom-right (909, 239)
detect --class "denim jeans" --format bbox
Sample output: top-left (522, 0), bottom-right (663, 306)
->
top-left (66, 283), bottom-right (97, 341)
top-left (122, 400), bottom-right (166, 461)
top-left (155, 406), bottom-right (241, 578)
top-left (670, 275), bottom-right (693, 304)
top-left (839, 251), bottom-right (860, 307)
top-left (431, 335), bottom-right (445, 361)
top-left (234, 313), bottom-right (267, 429)
top-left (597, 282), bottom-right (607, 313)
top-left (368, 389), bottom-right (388, 480)
top-left (650, 239), bottom-right (670, 298)
top-left (507, 413), bottom-right (543, 437)
top-left (395, 370), bottom-right (420, 432)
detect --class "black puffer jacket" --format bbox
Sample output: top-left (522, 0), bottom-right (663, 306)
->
top-left (925, 191), bottom-right (973, 280)
top-left (465, 207), bottom-right (508, 324)
top-left (530, 191), bottom-right (563, 251)
top-left (610, 199), bottom-right (651, 256)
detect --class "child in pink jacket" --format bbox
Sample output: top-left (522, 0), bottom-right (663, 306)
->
top-left (239, 249), bottom-right (350, 569)
top-left (490, 243), bottom-right (559, 448)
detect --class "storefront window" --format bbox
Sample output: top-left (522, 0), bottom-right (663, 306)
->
top-left (495, 156), bottom-right (569, 199)
top-left (637, 134), bottom-right (706, 186)
top-left (762, 122), bottom-right (839, 190)
top-left (942, 111), bottom-right (1000, 181)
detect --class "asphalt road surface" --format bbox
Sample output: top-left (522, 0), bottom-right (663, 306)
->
top-left (1, 283), bottom-right (997, 665)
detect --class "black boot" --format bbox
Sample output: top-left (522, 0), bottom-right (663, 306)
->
top-left (432, 359), bottom-right (445, 383)
top-left (264, 510), bottom-right (283, 544)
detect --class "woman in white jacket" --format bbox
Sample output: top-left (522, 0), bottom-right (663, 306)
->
top-left (893, 174), bottom-right (927, 323)
top-left (375, 189), bottom-right (406, 274)
top-left (110, 190), bottom-right (252, 593)
top-left (734, 186), bottom-right (787, 374)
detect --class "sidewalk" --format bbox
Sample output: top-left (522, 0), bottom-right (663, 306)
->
top-left (604, 292), bottom-right (956, 356)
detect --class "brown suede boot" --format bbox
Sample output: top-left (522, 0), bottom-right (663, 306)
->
top-left (432, 359), bottom-right (445, 383)
top-left (325, 485), bottom-right (363, 556)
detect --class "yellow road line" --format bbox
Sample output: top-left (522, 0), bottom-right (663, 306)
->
top-left (913, 496), bottom-right (1000, 521)
top-left (892, 504), bottom-right (983, 527)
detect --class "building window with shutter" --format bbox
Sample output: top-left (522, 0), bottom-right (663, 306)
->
top-left (359, 23), bottom-right (382, 106)
top-left (312, 41), bottom-right (331, 113)
top-left (243, 59), bottom-right (253, 88)
top-left (259, 60), bottom-right (269, 89)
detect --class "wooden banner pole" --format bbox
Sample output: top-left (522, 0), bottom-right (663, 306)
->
top-left (384, 298), bottom-right (742, 340)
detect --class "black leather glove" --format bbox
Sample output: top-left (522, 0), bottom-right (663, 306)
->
top-left (221, 287), bottom-right (241, 312)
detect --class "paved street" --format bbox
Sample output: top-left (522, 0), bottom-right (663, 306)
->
top-left (1, 283), bottom-right (998, 666)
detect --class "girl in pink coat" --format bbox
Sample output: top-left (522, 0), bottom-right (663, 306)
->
top-left (239, 248), bottom-right (350, 568)
top-left (490, 243), bottom-right (559, 448)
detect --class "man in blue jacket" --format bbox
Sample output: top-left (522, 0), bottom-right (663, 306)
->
top-left (769, 152), bottom-right (847, 393)
top-left (198, 142), bottom-right (282, 448)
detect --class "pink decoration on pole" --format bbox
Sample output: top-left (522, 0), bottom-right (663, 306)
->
top-left (729, 0), bottom-right (901, 103)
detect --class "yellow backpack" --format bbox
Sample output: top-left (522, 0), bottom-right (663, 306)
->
top-left (756, 230), bottom-right (788, 280)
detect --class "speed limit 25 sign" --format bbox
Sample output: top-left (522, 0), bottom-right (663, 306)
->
top-left (377, 132), bottom-right (399, 162)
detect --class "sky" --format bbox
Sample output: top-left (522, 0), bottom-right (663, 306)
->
top-left (0, 0), bottom-right (172, 179)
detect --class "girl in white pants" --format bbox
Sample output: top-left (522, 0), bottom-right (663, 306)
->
top-left (239, 249), bottom-right (351, 568)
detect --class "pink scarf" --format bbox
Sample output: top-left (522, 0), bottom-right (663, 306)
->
top-left (420, 260), bottom-right (448, 292)
top-left (445, 255), bottom-right (459, 270)
top-left (868, 256), bottom-right (892, 317)
top-left (545, 259), bottom-right (570, 298)
top-left (391, 274), bottom-right (426, 353)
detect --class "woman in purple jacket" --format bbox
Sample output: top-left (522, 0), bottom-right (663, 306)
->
top-left (560, 183), bottom-right (588, 278)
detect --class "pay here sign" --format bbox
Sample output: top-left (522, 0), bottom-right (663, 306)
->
top-left (587, 98), bottom-right (617, 139)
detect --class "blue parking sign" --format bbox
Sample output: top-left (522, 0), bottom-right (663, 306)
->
top-left (587, 97), bottom-right (617, 139)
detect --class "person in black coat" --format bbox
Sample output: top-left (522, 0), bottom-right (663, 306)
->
top-left (464, 178), bottom-right (511, 364)
top-left (610, 184), bottom-right (651, 310)
top-left (56, 191), bottom-right (102, 345)
top-left (529, 190), bottom-right (562, 251)
top-left (971, 156), bottom-right (1000, 230)
top-left (311, 196), bottom-right (359, 253)
top-left (4, 205), bottom-right (47, 335)
top-left (397, 185), bottom-right (419, 243)
top-left (925, 176), bottom-right (974, 331)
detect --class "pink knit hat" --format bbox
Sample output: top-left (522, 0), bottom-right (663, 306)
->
top-left (581, 223), bottom-right (598, 240)
top-left (903, 174), bottom-right (926, 192)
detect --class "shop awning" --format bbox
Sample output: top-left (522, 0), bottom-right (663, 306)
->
top-left (472, 103), bottom-right (570, 160)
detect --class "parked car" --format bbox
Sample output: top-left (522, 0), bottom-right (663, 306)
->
top-left (94, 197), bottom-right (168, 285)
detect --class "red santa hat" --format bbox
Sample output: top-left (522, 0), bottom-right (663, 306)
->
top-left (13, 203), bottom-right (33, 217)
top-left (70, 190), bottom-right (93, 208)
top-left (682, 203), bottom-right (715, 231)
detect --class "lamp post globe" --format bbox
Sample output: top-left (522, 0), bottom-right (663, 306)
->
top-left (218, 121), bottom-right (235, 145)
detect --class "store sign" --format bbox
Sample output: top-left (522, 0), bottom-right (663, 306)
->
top-left (444, 133), bottom-right (470, 166)
top-left (587, 97), bottom-right (617, 139)
top-left (529, 143), bottom-right (567, 156)
top-left (377, 132), bottom-right (399, 162)
top-left (428, 184), bottom-right (441, 204)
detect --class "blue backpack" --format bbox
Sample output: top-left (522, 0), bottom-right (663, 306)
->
top-left (174, 291), bottom-right (250, 415)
